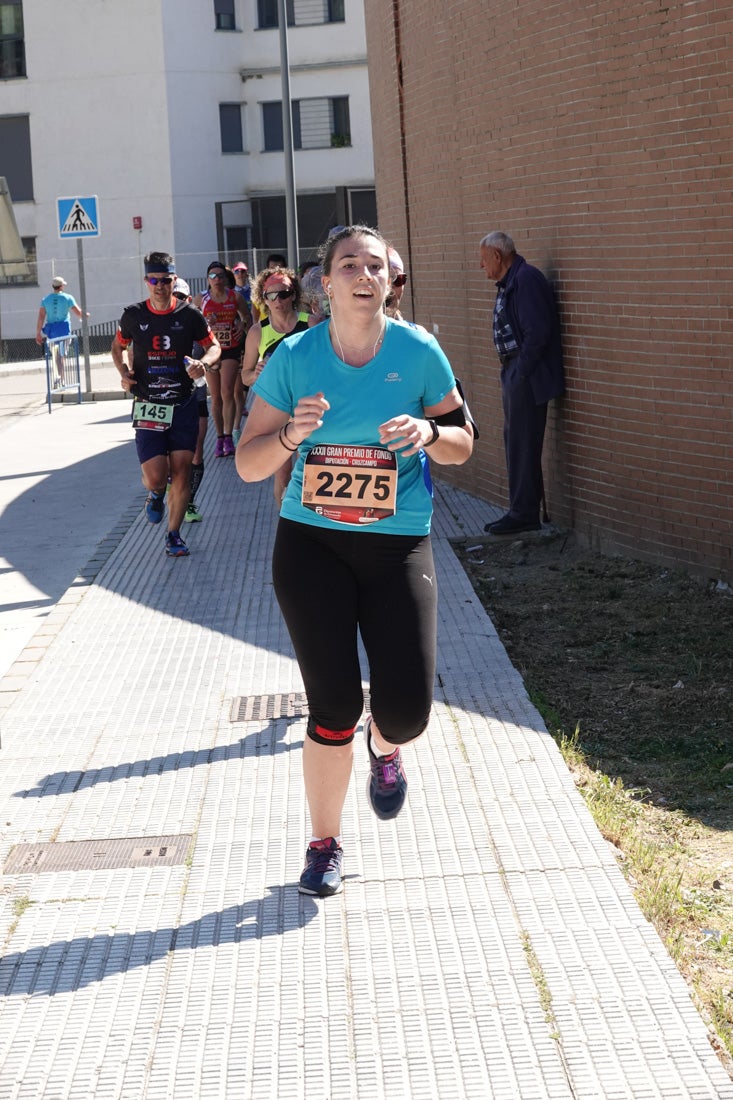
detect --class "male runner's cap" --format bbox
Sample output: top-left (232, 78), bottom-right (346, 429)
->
top-left (52, 276), bottom-right (67, 288)
top-left (173, 277), bottom-right (191, 298)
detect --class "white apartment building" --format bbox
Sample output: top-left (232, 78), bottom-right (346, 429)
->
top-left (0, 0), bottom-right (375, 343)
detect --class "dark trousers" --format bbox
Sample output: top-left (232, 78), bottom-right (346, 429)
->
top-left (501, 370), bottom-right (548, 522)
top-left (272, 519), bottom-right (437, 745)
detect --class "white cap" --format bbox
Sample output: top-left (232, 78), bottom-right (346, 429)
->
top-left (387, 247), bottom-right (404, 275)
top-left (173, 277), bottom-right (191, 298)
top-left (52, 276), bottom-right (67, 288)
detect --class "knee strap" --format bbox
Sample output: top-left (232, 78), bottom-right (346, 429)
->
top-left (306, 716), bottom-right (356, 746)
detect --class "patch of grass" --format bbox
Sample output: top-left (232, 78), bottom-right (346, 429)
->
top-left (4, 894), bottom-right (36, 945)
top-left (12, 895), bottom-right (33, 919)
top-left (520, 930), bottom-right (559, 1040)
top-left (457, 532), bottom-right (733, 1070)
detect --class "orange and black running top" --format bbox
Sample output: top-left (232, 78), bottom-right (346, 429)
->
top-left (116, 299), bottom-right (214, 404)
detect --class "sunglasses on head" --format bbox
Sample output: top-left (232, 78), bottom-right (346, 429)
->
top-left (264, 288), bottom-right (294, 302)
top-left (392, 273), bottom-right (408, 287)
top-left (146, 275), bottom-right (175, 286)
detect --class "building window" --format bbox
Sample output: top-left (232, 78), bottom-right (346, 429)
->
top-left (262, 102), bottom-right (283, 152)
top-left (0, 115), bottom-right (33, 200)
top-left (0, 0), bottom-right (25, 79)
top-left (219, 103), bottom-right (244, 153)
top-left (251, 192), bottom-right (342, 256)
top-left (329, 96), bottom-right (350, 146)
top-left (257, 0), bottom-right (293, 28)
top-left (257, 0), bottom-right (343, 28)
top-left (0, 235), bottom-right (36, 287)
top-left (262, 97), bottom-right (350, 151)
top-left (214, 0), bottom-right (236, 30)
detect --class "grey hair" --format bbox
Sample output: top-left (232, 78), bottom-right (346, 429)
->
top-left (479, 231), bottom-right (516, 256)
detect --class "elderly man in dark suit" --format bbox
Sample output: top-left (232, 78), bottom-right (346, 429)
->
top-left (480, 231), bottom-right (565, 535)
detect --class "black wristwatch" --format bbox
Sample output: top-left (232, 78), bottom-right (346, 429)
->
top-left (423, 419), bottom-right (440, 448)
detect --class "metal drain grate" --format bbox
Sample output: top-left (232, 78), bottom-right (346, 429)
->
top-left (230, 691), bottom-right (370, 723)
top-left (230, 692), bottom-right (310, 723)
top-left (4, 834), bottom-right (193, 875)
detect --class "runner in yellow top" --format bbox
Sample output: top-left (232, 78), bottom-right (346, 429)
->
top-left (241, 266), bottom-right (315, 503)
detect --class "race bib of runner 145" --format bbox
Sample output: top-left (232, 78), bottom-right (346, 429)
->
top-left (132, 399), bottom-right (174, 432)
top-left (301, 444), bottom-right (398, 525)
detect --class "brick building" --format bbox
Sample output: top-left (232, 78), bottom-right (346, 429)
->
top-left (364, 1), bottom-right (732, 583)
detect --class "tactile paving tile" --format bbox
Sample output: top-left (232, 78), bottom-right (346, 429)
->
top-left (0, 467), bottom-right (730, 1099)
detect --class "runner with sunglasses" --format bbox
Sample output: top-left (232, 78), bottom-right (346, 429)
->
top-left (241, 266), bottom-right (316, 503)
top-left (111, 251), bottom-right (221, 556)
top-left (236, 226), bottom-right (474, 896)
top-left (386, 247), bottom-right (408, 320)
top-left (194, 261), bottom-right (250, 457)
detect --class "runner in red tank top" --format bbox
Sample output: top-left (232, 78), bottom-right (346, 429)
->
top-left (194, 261), bottom-right (250, 457)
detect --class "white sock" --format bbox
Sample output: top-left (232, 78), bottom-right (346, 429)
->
top-left (370, 733), bottom-right (385, 758)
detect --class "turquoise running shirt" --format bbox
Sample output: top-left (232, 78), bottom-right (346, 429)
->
top-left (40, 291), bottom-right (77, 323)
top-left (253, 318), bottom-right (456, 535)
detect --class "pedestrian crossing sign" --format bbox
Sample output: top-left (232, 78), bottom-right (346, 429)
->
top-left (57, 196), bottom-right (100, 239)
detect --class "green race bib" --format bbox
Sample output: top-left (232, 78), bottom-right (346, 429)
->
top-left (132, 399), bottom-right (175, 432)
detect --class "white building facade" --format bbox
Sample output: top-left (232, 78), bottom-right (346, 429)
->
top-left (0, 0), bottom-right (375, 343)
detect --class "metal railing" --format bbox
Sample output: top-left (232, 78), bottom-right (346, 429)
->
top-left (44, 334), bottom-right (82, 413)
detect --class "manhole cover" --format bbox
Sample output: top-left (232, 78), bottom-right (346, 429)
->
top-left (4, 834), bottom-right (193, 875)
top-left (230, 691), bottom-right (370, 723)
top-left (230, 692), bottom-right (309, 722)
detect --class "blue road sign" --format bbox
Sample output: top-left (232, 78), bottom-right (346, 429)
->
top-left (57, 196), bottom-right (100, 239)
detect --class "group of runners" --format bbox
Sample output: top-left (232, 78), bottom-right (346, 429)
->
top-left (110, 250), bottom-right (312, 553)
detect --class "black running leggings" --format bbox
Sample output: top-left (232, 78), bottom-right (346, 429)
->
top-left (272, 519), bottom-right (437, 746)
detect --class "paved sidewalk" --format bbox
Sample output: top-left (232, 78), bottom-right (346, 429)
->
top-left (0, 401), bottom-right (730, 1098)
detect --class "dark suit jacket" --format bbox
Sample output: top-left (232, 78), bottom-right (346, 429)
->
top-left (499, 255), bottom-right (565, 405)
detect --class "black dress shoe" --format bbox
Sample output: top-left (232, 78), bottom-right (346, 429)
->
top-left (485, 514), bottom-right (541, 535)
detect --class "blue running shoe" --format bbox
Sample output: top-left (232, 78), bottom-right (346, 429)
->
top-left (365, 715), bottom-right (408, 820)
top-left (165, 530), bottom-right (190, 557)
top-left (298, 838), bottom-right (343, 896)
top-left (145, 491), bottom-right (165, 524)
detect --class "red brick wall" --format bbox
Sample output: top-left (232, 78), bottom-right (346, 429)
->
top-left (365, 0), bottom-right (733, 582)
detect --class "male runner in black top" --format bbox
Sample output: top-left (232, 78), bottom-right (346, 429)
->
top-left (111, 251), bottom-right (221, 556)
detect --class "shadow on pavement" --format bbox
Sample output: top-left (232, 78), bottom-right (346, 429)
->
top-left (0, 890), bottom-right (319, 997)
top-left (15, 720), bottom-right (304, 798)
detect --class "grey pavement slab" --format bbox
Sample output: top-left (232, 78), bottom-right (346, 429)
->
top-left (0, 407), bottom-right (730, 1099)
top-left (0, 371), bottom-right (138, 683)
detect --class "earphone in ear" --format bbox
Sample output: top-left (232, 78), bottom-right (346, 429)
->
top-left (327, 284), bottom-right (332, 293)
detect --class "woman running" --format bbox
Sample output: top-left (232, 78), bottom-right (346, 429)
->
top-left (194, 261), bottom-right (249, 457)
top-left (236, 226), bottom-right (473, 897)
top-left (240, 265), bottom-right (314, 503)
